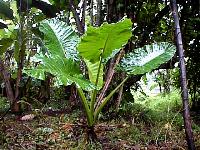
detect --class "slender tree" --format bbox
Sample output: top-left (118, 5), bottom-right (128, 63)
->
top-left (170, 0), bottom-right (196, 149)
top-left (96, 0), bottom-right (102, 26)
top-left (69, 0), bottom-right (84, 35)
top-left (14, 5), bottom-right (26, 113)
top-left (90, 0), bottom-right (94, 25)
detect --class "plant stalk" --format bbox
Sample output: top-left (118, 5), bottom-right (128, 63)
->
top-left (90, 56), bottom-right (103, 115)
top-left (96, 49), bottom-right (125, 108)
top-left (94, 76), bottom-right (129, 121)
top-left (77, 88), bottom-right (93, 126)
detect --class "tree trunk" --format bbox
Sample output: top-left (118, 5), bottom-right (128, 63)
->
top-left (96, 0), bottom-right (102, 26)
top-left (38, 76), bottom-right (51, 104)
top-left (0, 60), bottom-right (15, 105)
top-left (81, 0), bottom-right (86, 28)
top-left (90, 0), bottom-right (94, 25)
top-left (170, 0), bottom-right (196, 149)
top-left (14, 12), bottom-right (27, 113)
top-left (69, 85), bottom-right (80, 110)
top-left (116, 73), bottom-right (125, 111)
top-left (115, 83), bottom-right (124, 112)
top-left (107, 0), bottom-right (115, 23)
top-left (69, 0), bottom-right (84, 35)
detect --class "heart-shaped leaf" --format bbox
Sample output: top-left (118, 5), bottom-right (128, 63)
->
top-left (119, 42), bottom-right (176, 75)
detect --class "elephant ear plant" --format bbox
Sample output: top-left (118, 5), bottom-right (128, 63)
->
top-left (24, 17), bottom-right (176, 141)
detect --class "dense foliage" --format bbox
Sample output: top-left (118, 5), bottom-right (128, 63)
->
top-left (0, 0), bottom-right (199, 149)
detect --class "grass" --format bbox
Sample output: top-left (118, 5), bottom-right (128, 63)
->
top-left (131, 89), bottom-right (183, 125)
top-left (0, 90), bottom-right (200, 149)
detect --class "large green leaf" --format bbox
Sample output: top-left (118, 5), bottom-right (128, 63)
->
top-left (77, 18), bottom-right (132, 62)
top-left (24, 55), bottom-right (95, 91)
top-left (85, 59), bottom-right (104, 90)
top-left (119, 42), bottom-right (176, 75)
top-left (39, 18), bottom-right (79, 60)
top-left (25, 19), bottom-right (94, 90)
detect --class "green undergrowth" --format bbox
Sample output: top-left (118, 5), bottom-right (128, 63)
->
top-left (0, 90), bottom-right (200, 149)
top-left (0, 97), bottom-right (10, 112)
top-left (116, 90), bottom-right (183, 126)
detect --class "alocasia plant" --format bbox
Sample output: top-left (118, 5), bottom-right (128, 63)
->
top-left (24, 17), bottom-right (176, 140)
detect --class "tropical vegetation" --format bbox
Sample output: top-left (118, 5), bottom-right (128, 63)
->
top-left (0, 0), bottom-right (199, 149)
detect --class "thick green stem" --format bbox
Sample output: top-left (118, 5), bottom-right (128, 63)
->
top-left (77, 88), bottom-right (93, 126)
top-left (90, 56), bottom-right (103, 115)
top-left (94, 76), bottom-right (129, 121)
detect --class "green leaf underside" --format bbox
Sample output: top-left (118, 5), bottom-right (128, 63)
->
top-left (77, 18), bottom-right (132, 62)
top-left (85, 59), bottom-right (104, 89)
top-left (39, 18), bottom-right (79, 60)
top-left (119, 42), bottom-right (176, 75)
top-left (24, 55), bottom-right (95, 91)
